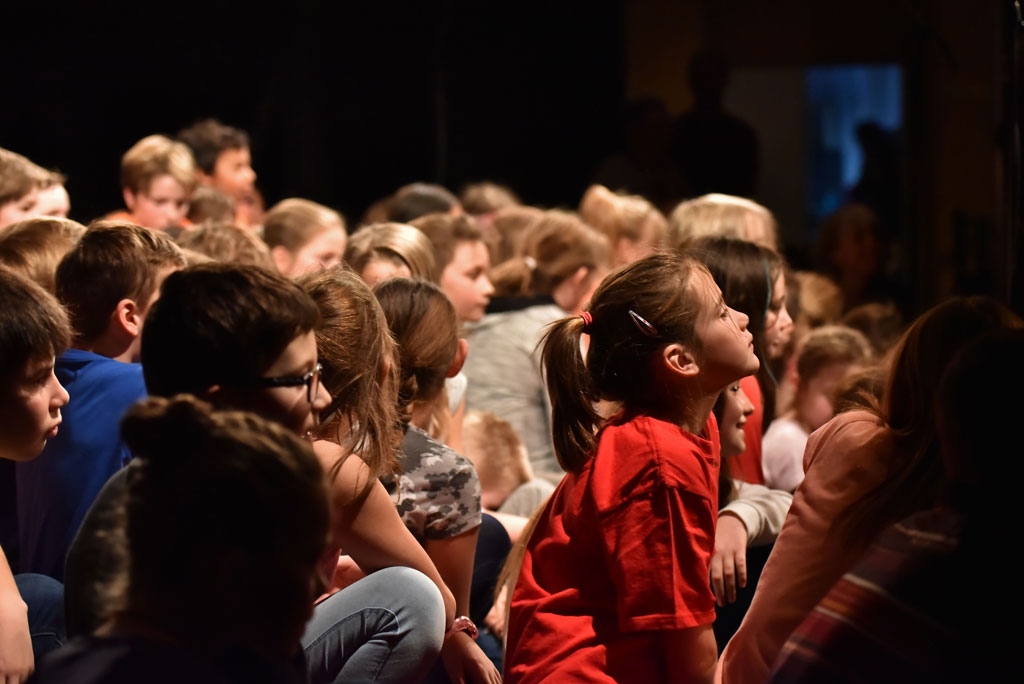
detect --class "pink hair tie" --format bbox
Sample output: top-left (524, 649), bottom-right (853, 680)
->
top-left (580, 311), bottom-right (593, 332)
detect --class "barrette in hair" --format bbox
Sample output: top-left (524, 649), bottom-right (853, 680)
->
top-left (523, 256), bottom-right (538, 271)
top-left (628, 310), bottom-right (659, 337)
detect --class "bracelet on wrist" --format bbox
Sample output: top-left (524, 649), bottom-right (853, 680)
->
top-left (445, 615), bottom-right (479, 641)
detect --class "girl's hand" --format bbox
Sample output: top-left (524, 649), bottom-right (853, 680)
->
top-left (710, 514), bottom-right (749, 606)
top-left (0, 593), bottom-right (33, 684)
top-left (440, 631), bottom-right (502, 684)
top-left (483, 585), bottom-right (507, 640)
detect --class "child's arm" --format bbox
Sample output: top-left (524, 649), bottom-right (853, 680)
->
top-left (426, 530), bottom-right (502, 684)
top-left (663, 624), bottom-right (718, 684)
top-left (0, 547), bottom-right (33, 683)
top-left (313, 440), bottom-right (457, 627)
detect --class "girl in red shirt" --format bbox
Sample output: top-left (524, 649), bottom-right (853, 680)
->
top-left (504, 251), bottom-right (760, 684)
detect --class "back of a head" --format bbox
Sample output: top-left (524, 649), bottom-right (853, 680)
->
top-left (297, 265), bottom-right (401, 479)
top-left (174, 221), bottom-right (274, 269)
top-left (489, 208), bottom-right (610, 299)
top-left (262, 197), bottom-right (345, 253)
top-left (459, 181), bottom-right (521, 217)
top-left (667, 193), bottom-right (779, 252)
top-left (55, 221), bottom-right (187, 344)
top-left (141, 262), bottom-right (319, 398)
top-left (0, 267), bottom-right (71, 388)
top-left (840, 300), bottom-right (905, 360)
top-left (120, 134), bottom-right (197, 196)
top-left (794, 324), bottom-right (874, 383)
top-left (386, 182), bottom-right (461, 224)
top-left (579, 184), bottom-right (668, 264)
top-left (541, 251), bottom-right (710, 472)
top-left (176, 118), bottom-right (250, 174)
top-left (793, 270), bottom-right (844, 329)
top-left (885, 295), bottom-right (1023, 433)
top-left (186, 186), bottom-right (237, 225)
top-left (344, 221), bottom-right (435, 283)
top-left (814, 202), bottom-right (882, 278)
top-left (937, 328), bottom-right (1024, 510)
top-left (120, 394), bottom-right (327, 647)
top-left (0, 217), bottom-right (87, 293)
top-left (409, 211), bottom-right (486, 282)
top-left (462, 409), bottom-right (533, 496)
top-left (373, 277), bottom-right (459, 419)
top-left (487, 204), bottom-right (545, 268)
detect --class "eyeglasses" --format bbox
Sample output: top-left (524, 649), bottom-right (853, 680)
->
top-left (251, 363), bottom-right (322, 405)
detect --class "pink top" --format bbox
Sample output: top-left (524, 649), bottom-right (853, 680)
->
top-left (718, 409), bottom-right (894, 684)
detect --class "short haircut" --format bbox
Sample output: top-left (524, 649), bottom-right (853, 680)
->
top-left (262, 197), bottom-right (345, 253)
top-left (141, 263), bottom-right (319, 398)
top-left (55, 221), bottom-right (188, 343)
top-left (0, 267), bottom-right (72, 388)
top-left (175, 221), bottom-right (274, 269)
top-left (120, 135), bottom-right (197, 195)
top-left (459, 181), bottom-right (521, 216)
top-left (0, 146), bottom-right (62, 208)
top-left (386, 182), bottom-right (461, 224)
top-left (185, 186), bottom-right (237, 225)
top-left (176, 118), bottom-right (250, 174)
top-left (409, 212), bottom-right (487, 282)
top-left (344, 222), bottom-right (435, 281)
top-left (0, 217), bottom-right (87, 293)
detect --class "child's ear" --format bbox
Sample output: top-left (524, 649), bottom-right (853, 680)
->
top-left (270, 245), bottom-right (294, 276)
top-left (662, 343), bottom-right (700, 379)
top-left (113, 298), bottom-right (144, 339)
top-left (447, 338), bottom-right (469, 378)
top-left (122, 188), bottom-right (138, 212)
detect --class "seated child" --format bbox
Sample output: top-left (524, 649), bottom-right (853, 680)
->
top-left (262, 198), bottom-right (348, 278)
top-left (0, 217), bottom-right (87, 293)
top-left (0, 267), bottom-right (72, 678)
top-left (105, 134), bottom-right (197, 234)
top-left (30, 395), bottom-right (329, 684)
top-left (176, 118), bottom-right (261, 230)
top-left (344, 221), bottom-right (435, 287)
top-left (0, 146), bottom-right (65, 230)
top-left (15, 221), bottom-right (186, 581)
top-left (175, 220), bottom-right (274, 268)
top-left (761, 324), bottom-right (874, 492)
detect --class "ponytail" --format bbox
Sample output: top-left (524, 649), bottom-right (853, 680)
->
top-left (539, 315), bottom-right (600, 473)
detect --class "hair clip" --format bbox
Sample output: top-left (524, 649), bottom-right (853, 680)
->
top-left (523, 256), bottom-right (538, 271)
top-left (628, 310), bottom-right (659, 337)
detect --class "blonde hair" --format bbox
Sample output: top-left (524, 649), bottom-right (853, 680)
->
top-left (344, 222), bottom-right (435, 281)
top-left (262, 198), bottom-right (345, 254)
top-left (0, 217), bottom-right (87, 293)
top-left (175, 222), bottom-right (274, 269)
top-left (0, 146), bottom-right (63, 209)
top-left (462, 410), bottom-right (533, 505)
top-left (792, 270), bottom-right (844, 330)
top-left (578, 184), bottom-right (668, 264)
top-left (667, 193), bottom-right (779, 251)
top-left (793, 324), bottom-right (873, 383)
top-left (120, 135), bottom-right (197, 195)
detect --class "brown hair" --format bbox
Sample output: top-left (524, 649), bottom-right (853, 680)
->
top-left (462, 410), bottom-right (533, 504)
top-left (0, 268), bottom-right (72, 388)
top-left (119, 394), bottom-right (327, 647)
top-left (489, 209), bottom-right (610, 299)
top-left (541, 251), bottom-right (711, 472)
top-left (344, 222), bottom-right (435, 282)
top-left (578, 184), bottom-right (668, 263)
top-left (0, 217), bottom-right (87, 293)
top-left (141, 263), bottom-right (320, 400)
top-left (186, 186), bottom-right (237, 225)
top-left (840, 301), bottom-right (906, 360)
top-left (176, 118), bottom-right (250, 174)
top-left (486, 204), bottom-right (545, 269)
top-left (459, 181), bottom-right (521, 216)
top-left (298, 265), bottom-right (402, 480)
top-left (120, 134), bottom-right (197, 195)
top-left (175, 222), bottom-right (274, 269)
top-left (262, 198), bottom-right (345, 254)
top-left (409, 212), bottom-right (487, 282)
top-left (372, 278), bottom-right (459, 425)
top-left (793, 324), bottom-right (873, 383)
top-left (55, 221), bottom-right (187, 343)
top-left (386, 182), bottom-right (460, 224)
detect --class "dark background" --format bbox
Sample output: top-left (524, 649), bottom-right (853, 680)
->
top-left (3, 0), bottom-right (1023, 318)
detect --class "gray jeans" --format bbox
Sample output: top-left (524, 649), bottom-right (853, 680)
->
top-left (302, 566), bottom-right (444, 684)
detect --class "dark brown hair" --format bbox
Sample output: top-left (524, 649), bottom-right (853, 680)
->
top-left (0, 268), bottom-right (72, 387)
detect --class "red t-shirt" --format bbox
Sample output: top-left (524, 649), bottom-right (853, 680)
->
top-left (729, 374), bottom-right (765, 484)
top-left (504, 413), bottom-right (721, 684)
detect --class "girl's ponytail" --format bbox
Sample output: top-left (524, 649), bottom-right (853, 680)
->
top-left (539, 314), bottom-right (600, 473)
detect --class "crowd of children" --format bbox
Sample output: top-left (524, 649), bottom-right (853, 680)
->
top-left (0, 120), bottom-right (1008, 684)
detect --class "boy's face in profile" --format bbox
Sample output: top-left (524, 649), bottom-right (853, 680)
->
top-left (0, 356), bottom-right (69, 461)
top-left (208, 147), bottom-right (256, 203)
top-left (0, 189), bottom-right (41, 230)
